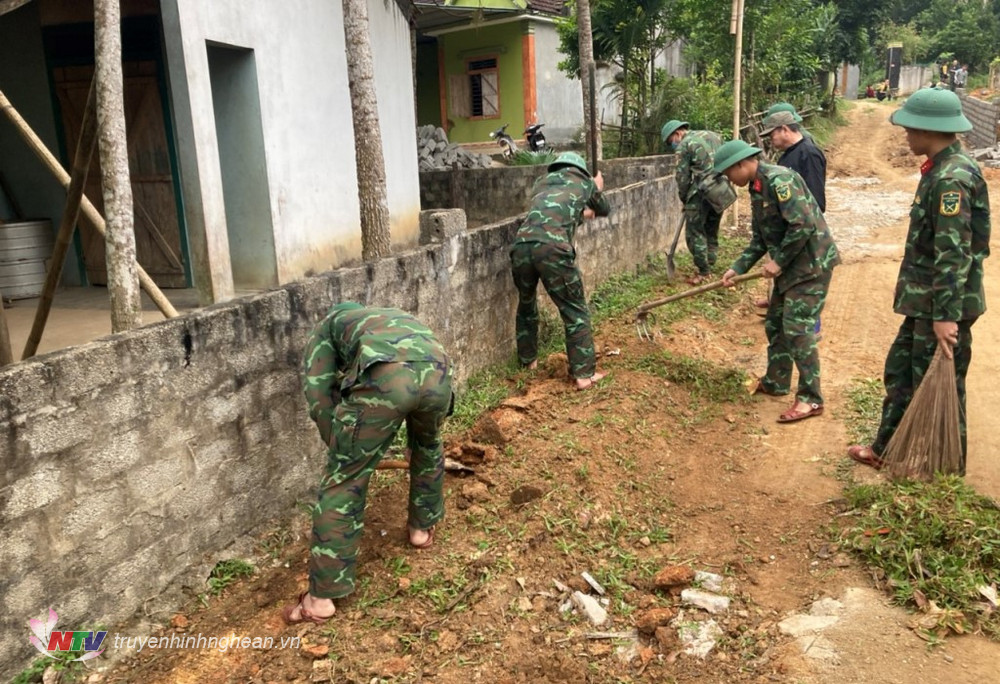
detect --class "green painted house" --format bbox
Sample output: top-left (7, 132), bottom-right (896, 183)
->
top-left (413, 0), bottom-right (576, 145)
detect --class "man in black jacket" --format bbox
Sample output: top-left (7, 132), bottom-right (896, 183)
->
top-left (761, 110), bottom-right (826, 211)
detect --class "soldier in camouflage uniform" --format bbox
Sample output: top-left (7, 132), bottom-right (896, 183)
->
top-left (283, 303), bottom-right (453, 623)
top-left (510, 152), bottom-right (611, 390)
top-left (662, 120), bottom-right (724, 284)
top-left (849, 89), bottom-right (990, 474)
top-left (715, 140), bottom-right (840, 423)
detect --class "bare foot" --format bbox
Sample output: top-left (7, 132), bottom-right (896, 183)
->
top-left (574, 372), bottom-right (606, 390)
top-left (408, 526), bottom-right (435, 549)
top-left (282, 592), bottom-right (335, 623)
top-left (526, 360), bottom-right (538, 370)
top-left (754, 297), bottom-right (769, 308)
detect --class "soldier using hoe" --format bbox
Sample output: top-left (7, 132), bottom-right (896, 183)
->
top-left (849, 90), bottom-right (990, 474)
top-left (510, 152), bottom-right (611, 390)
top-left (661, 120), bottom-right (724, 285)
top-left (283, 303), bottom-right (454, 623)
top-left (715, 140), bottom-right (840, 423)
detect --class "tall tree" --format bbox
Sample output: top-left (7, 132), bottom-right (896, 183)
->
top-left (343, 0), bottom-right (391, 262)
top-left (94, 0), bottom-right (141, 331)
top-left (576, 0), bottom-right (602, 165)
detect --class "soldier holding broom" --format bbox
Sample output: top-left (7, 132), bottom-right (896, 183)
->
top-left (849, 90), bottom-right (990, 474)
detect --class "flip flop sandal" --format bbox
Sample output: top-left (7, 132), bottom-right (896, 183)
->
top-left (777, 403), bottom-right (823, 423)
top-left (281, 592), bottom-right (334, 625)
top-left (847, 445), bottom-right (884, 470)
top-left (408, 526), bottom-right (435, 550)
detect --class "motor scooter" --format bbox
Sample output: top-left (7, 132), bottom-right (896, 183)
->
top-left (489, 123), bottom-right (517, 159)
top-left (524, 122), bottom-right (547, 152)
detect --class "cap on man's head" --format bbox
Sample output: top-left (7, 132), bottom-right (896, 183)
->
top-left (764, 102), bottom-right (803, 123)
top-left (760, 110), bottom-right (799, 136)
top-left (713, 139), bottom-right (763, 174)
top-left (889, 89), bottom-right (972, 133)
top-left (660, 119), bottom-right (689, 142)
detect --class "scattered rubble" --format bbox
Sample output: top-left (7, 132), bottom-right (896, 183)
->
top-left (417, 125), bottom-right (493, 171)
top-left (570, 591), bottom-right (608, 626)
top-left (677, 615), bottom-right (724, 658)
top-left (680, 588), bottom-right (730, 614)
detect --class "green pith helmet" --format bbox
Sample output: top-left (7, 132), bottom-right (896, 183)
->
top-left (713, 139), bottom-right (763, 173)
top-left (660, 119), bottom-right (689, 142)
top-left (765, 102), bottom-right (803, 123)
top-left (548, 151), bottom-right (590, 176)
top-left (889, 89), bottom-right (972, 133)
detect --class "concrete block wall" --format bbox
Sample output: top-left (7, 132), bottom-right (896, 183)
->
top-left (0, 173), bottom-right (680, 679)
top-left (961, 95), bottom-right (1000, 150)
top-left (420, 154), bottom-right (677, 227)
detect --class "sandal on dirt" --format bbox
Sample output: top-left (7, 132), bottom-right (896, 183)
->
top-left (847, 445), bottom-right (884, 470)
top-left (777, 402), bottom-right (823, 423)
top-left (281, 592), bottom-right (335, 625)
top-left (408, 526), bottom-right (435, 550)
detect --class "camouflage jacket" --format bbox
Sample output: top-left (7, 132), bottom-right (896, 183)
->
top-left (895, 141), bottom-right (990, 321)
top-left (302, 304), bottom-right (448, 441)
top-left (730, 161), bottom-right (840, 294)
top-left (514, 167), bottom-right (611, 246)
top-left (676, 130), bottom-right (724, 207)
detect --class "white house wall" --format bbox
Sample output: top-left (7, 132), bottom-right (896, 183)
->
top-left (161, 0), bottom-right (419, 304)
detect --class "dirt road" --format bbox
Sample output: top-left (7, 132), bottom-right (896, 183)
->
top-left (93, 101), bottom-right (1000, 684)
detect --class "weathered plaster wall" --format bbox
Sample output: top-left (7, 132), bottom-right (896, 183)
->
top-left (0, 172), bottom-right (680, 679)
top-left (161, 0), bottom-right (420, 303)
top-left (419, 153), bottom-right (677, 227)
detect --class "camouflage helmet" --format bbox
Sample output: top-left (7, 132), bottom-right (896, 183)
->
top-left (764, 102), bottom-right (803, 123)
top-left (660, 119), bottom-right (689, 142)
top-left (548, 151), bottom-right (590, 176)
top-left (713, 139), bottom-right (763, 173)
top-left (889, 89), bottom-right (972, 133)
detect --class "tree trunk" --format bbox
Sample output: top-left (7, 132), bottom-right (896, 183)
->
top-left (343, 0), bottom-right (391, 262)
top-left (94, 0), bottom-right (141, 332)
top-left (576, 0), bottom-right (602, 165)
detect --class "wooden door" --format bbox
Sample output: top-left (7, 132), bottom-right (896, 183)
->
top-left (53, 62), bottom-right (187, 288)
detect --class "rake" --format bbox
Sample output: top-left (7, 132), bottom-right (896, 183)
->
top-left (634, 271), bottom-right (765, 341)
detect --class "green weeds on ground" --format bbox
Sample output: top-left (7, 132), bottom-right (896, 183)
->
top-left (627, 351), bottom-right (748, 404)
top-left (843, 377), bottom-right (883, 445)
top-left (840, 476), bottom-right (1000, 640)
top-left (206, 558), bottom-right (256, 596)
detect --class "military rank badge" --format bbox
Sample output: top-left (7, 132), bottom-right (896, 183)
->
top-left (775, 183), bottom-right (792, 202)
top-left (939, 191), bottom-right (962, 216)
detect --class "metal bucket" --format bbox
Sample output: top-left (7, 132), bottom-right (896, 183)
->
top-left (0, 219), bottom-right (54, 299)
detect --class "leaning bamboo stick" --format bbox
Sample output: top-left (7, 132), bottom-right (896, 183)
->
top-left (0, 292), bottom-right (12, 366)
top-left (22, 79), bottom-right (99, 359)
top-left (0, 87), bottom-right (178, 319)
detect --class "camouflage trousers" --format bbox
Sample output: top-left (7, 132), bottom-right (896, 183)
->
top-left (758, 271), bottom-right (832, 405)
top-left (684, 201), bottom-right (722, 276)
top-left (510, 241), bottom-right (596, 379)
top-left (871, 316), bottom-right (975, 473)
top-left (309, 358), bottom-right (453, 598)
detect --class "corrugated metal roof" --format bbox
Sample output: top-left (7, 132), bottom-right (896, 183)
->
top-left (527, 0), bottom-right (567, 15)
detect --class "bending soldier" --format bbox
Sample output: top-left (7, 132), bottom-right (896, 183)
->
top-left (283, 303), bottom-right (454, 624)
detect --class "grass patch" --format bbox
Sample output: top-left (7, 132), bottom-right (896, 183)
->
top-left (840, 476), bottom-right (1000, 640)
top-left (509, 149), bottom-right (557, 166)
top-left (627, 351), bottom-right (749, 403)
top-left (207, 558), bottom-right (255, 596)
top-left (843, 377), bottom-right (882, 445)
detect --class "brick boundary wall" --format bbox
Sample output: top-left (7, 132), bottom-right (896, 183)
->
top-left (0, 168), bottom-right (680, 678)
top-left (960, 94), bottom-right (1000, 150)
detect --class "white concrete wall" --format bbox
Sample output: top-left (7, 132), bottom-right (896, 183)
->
top-left (161, 0), bottom-right (419, 302)
top-left (899, 65), bottom-right (933, 95)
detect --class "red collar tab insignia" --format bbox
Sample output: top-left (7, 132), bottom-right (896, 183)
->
top-left (920, 159), bottom-right (933, 175)
top-left (753, 178), bottom-right (762, 192)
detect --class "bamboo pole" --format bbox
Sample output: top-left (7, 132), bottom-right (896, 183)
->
top-left (0, 292), bottom-right (12, 366)
top-left (731, 0), bottom-right (745, 140)
top-left (22, 79), bottom-right (99, 359)
top-left (0, 88), bottom-right (179, 319)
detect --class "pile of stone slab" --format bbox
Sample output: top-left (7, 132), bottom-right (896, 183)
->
top-left (970, 146), bottom-right (1000, 168)
top-left (417, 125), bottom-right (493, 171)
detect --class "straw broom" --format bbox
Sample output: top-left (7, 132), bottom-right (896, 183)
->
top-left (883, 344), bottom-right (963, 481)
